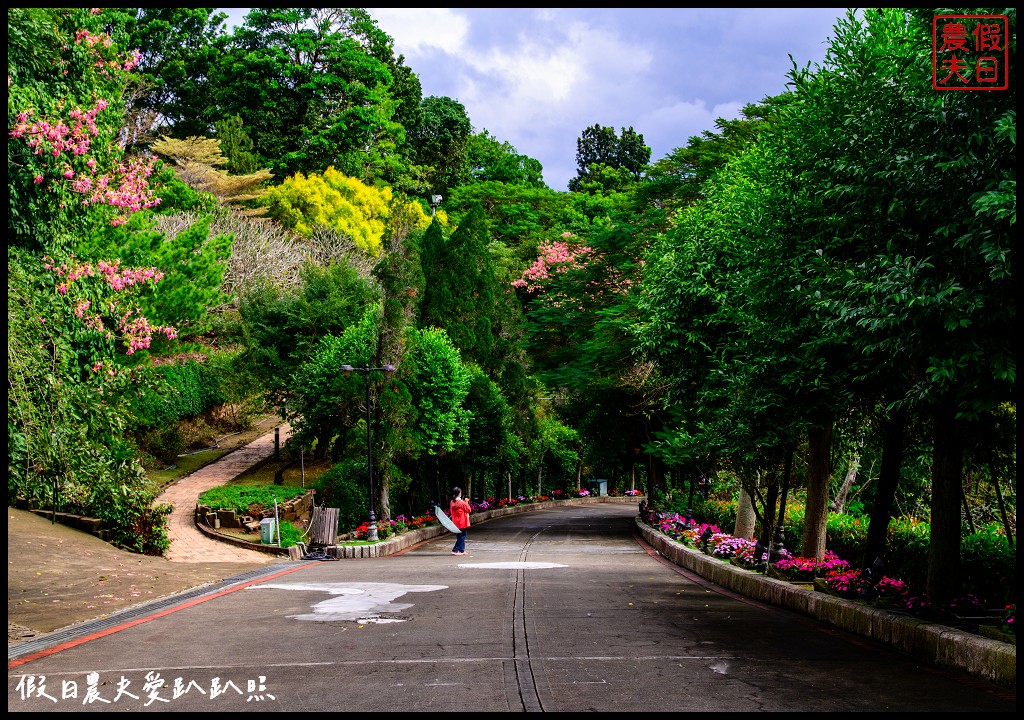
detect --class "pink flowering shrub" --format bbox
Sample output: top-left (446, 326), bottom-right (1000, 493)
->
top-left (46, 255), bottom-right (177, 356)
top-left (8, 9), bottom-right (158, 245)
top-left (712, 534), bottom-right (754, 559)
top-left (774, 550), bottom-right (850, 580)
top-left (513, 235), bottom-right (594, 294)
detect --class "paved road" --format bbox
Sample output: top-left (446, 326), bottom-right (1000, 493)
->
top-left (8, 504), bottom-right (1015, 712)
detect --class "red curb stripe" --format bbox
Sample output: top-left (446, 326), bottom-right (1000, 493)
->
top-left (9, 563), bottom-right (316, 670)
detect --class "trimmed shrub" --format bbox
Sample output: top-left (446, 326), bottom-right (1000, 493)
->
top-left (133, 359), bottom-right (226, 428)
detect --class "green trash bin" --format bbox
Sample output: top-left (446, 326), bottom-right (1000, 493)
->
top-left (259, 518), bottom-right (277, 545)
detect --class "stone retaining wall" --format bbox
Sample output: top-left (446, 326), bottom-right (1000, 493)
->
top-left (28, 509), bottom-right (109, 541)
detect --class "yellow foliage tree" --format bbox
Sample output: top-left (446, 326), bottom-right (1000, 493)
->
top-left (264, 167), bottom-right (434, 256)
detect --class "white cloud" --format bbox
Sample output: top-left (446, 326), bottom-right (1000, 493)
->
top-left (369, 8), bottom-right (469, 57)
top-left (387, 12), bottom-right (655, 188)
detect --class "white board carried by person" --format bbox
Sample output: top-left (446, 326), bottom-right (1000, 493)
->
top-left (433, 505), bottom-right (461, 534)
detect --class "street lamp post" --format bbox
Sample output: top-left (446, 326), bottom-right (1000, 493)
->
top-left (341, 363), bottom-right (396, 543)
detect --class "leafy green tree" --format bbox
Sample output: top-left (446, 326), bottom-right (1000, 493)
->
top-left (237, 260), bottom-right (379, 408)
top-left (532, 412), bottom-right (580, 495)
top-left (635, 105), bottom-right (872, 552)
top-left (405, 326), bottom-right (473, 500)
top-left (466, 130), bottom-right (546, 187)
top-left (446, 181), bottom-right (569, 260)
top-left (780, 8), bottom-right (1016, 603)
top-left (420, 207), bottom-right (497, 371)
top-left (214, 115), bottom-right (262, 176)
top-left (408, 95), bottom-right (474, 198)
top-left (291, 304), bottom-right (382, 459)
top-left (214, 8), bottom-right (405, 182)
top-left (568, 124), bottom-right (651, 192)
top-left (96, 8), bottom-right (230, 145)
top-left (639, 100), bottom-right (778, 216)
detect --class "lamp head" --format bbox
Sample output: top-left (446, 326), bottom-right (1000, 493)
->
top-left (382, 364), bottom-right (396, 373)
top-left (341, 364), bottom-right (354, 375)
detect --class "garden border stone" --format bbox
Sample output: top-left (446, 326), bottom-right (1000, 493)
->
top-left (635, 517), bottom-right (1015, 688)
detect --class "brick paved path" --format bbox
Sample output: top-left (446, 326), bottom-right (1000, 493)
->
top-left (158, 424), bottom-right (292, 563)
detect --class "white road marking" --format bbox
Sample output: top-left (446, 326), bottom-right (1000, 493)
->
top-left (248, 581), bottom-right (447, 623)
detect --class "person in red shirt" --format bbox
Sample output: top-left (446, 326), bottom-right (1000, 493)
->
top-left (449, 487), bottom-right (472, 555)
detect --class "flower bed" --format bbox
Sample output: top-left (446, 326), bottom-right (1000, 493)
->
top-left (640, 500), bottom-right (1015, 629)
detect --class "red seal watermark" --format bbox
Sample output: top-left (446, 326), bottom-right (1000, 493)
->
top-left (933, 14), bottom-right (1009, 90)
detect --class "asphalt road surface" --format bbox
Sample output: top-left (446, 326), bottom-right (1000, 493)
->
top-left (8, 504), bottom-right (1015, 712)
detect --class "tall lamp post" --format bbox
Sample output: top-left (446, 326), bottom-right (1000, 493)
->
top-left (341, 363), bottom-right (396, 542)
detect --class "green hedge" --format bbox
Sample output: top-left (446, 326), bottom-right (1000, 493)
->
top-left (134, 359), bottom-right (226, 428)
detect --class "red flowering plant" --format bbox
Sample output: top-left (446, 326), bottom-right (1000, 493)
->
top-left (774, 550), bottom-right (850, 581)
top-left (824, 569), bottom-right (914, 607)
top-left (683, 523), bottom-right (720, 548)
top-left (823, 569), bottom-right (870, 598)
top-left (947, 594), bottom-right (984, 617)
top-left (1001, 604), bottom-right (1015, 635)
top-left (654, 512), bottom-right (696, 544)
top-left (729, 539), bottom-right (769, 569)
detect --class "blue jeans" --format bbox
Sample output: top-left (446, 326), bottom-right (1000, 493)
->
top-left (452, 529), bottom-right (467, 553)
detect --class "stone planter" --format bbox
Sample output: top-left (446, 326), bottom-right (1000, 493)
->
top-left (978, 625), bottom-right (1016, 645)
top-left (768, 566), bottom-right (813, 583)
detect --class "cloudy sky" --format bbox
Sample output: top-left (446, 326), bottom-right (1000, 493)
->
top-left (221, 8), bottom-right (850, 191)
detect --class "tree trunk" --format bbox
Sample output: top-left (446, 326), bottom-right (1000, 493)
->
top-left (989, 458), bottom-right (1014, 548)
top-left (759, 469), bottom-right (779, 550)
top-left (801, 421), bottom-right (834, 560)
top-left (861, 410), bottom-right (905, 570)
top-left (734, 486), bottom-right (757, 540)
top-left (772, 448), bottom-right (794, 556)
top-left (831, 447), bottom-right (861, 514)
top-left (380, 471), bottom-right (391, 523)
top-left (927, 403), bottom-right (964, 607)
